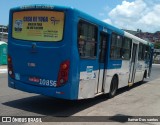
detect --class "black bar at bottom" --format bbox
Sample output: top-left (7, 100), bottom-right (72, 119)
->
top-left (0, 116), bottom-right (160, 122)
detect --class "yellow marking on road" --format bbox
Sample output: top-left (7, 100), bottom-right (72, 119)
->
top-left (128, 82), bottom-right (133, 87)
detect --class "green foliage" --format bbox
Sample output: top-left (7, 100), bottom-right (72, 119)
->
top-left (154, 42), bottom-right (160, 49)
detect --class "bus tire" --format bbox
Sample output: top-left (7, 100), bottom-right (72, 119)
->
top-left (109, 76), bottom-right (118, 98)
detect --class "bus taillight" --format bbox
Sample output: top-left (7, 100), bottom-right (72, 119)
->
top-left (8, 55), bottom-right (14, 78)
top-left (57, 60), bottom-right (70, 87)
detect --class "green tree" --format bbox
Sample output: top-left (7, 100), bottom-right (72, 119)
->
top-left (154, 42), bottom-right (160, 49)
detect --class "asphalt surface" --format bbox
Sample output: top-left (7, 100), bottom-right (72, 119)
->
top-left (0, 65), bottom-right (160, 125)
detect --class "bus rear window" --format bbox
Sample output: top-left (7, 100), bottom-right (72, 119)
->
top-left (12, 10), bottom-right (64, 42)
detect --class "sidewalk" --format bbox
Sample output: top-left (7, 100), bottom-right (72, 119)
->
top-left (0, 65), bottom-right (7, 73)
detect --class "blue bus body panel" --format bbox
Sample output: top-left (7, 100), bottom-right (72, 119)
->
top-left (9, 77), bottom-right (73, 99)
top-left (107, 60), bottom-right (122, 69)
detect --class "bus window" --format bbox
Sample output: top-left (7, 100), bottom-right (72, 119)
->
top-left (121, 37), bottom-right (132, 60)
top-left (78, 20), bottom-right (97, 58)
top-left (145, 45), bottom-right (151, 61)
top-left (110, 33), bottom-right (123, 59)
top-left (12, 10), bottom-right (64, 42)
top-left (99, 33), bottom-right (107, 63)
top-left (138, 43), bottom-right (145, 60)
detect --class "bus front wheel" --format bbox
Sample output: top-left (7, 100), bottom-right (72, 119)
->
top-left (109, 76), bottom-right (118, 98)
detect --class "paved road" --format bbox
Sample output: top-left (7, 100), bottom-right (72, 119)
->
top-left (0, 65), bottom-right (160, 125)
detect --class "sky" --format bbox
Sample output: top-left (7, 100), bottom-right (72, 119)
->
top-left (0, 0), bottom-right (159, 33)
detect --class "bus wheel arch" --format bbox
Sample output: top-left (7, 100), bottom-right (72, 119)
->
top-left (109, 74), bottom-right (119, 98)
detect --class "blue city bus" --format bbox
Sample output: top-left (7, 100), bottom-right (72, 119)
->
top-left (8, 5), bottom-right (154, 100)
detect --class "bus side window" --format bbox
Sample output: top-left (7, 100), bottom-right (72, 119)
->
top-left (78, 20), bottom-right (97, 58)
top-left (145, 45), bottom-right (151, 61)
top-left (110, 33), bottom-right (123, 59)
top-left (99, 34), bottom-right (107, 63)
top-left (138, 43), bottom-right (145, 60)
top-left (78, 35), bottom-right (85, 56)
top-left (121, 37), bottom-right (132, 60)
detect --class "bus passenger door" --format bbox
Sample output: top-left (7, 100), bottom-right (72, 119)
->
top-left (129, 43), bottom-right (138, 85)
top-left (96, 32), bottom-right (108, 93)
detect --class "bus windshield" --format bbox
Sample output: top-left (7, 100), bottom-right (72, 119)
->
top-left (12, 10), bottom-right (64, 42)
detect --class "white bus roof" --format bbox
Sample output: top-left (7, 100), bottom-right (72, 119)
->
top-left (124, 31), bottom-right (149, 45)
